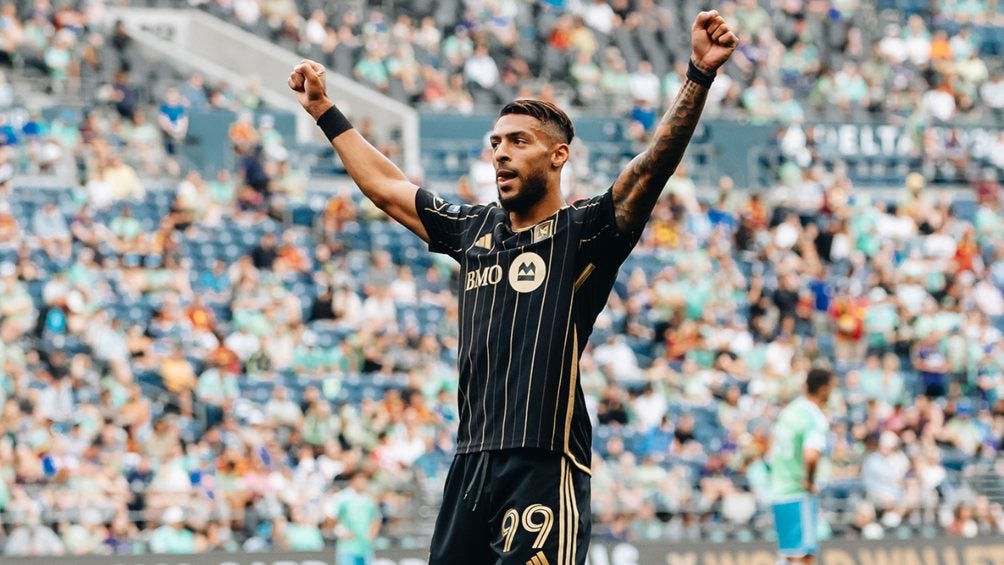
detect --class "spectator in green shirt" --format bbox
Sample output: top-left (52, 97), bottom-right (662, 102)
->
top-left (276, 505), bottom-right (325, 551)
top-left (109, 205), bottom-right (144, 254)
top-left (147, 507), bottom-right (196, 554)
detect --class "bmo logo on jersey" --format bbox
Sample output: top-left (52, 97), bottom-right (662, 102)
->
top-left (465, 252), bottom-right (547, 293)
top-left (465, 264), bottom-right (503, 291)
top-left (508, 252), bottom-right (546, 293)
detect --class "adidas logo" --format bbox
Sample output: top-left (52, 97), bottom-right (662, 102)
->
top-left (474, 233), bottom-right (492, 250)
top-left (526, 551), bottom-right (551, 565)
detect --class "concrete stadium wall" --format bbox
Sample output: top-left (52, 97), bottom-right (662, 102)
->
top-left (104, 7), bottom-right (421, 175)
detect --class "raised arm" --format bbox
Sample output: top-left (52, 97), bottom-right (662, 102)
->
top-left (610, 11), bottom-right (738, 234)
top-left (289, 60), bottom-right (429, 242)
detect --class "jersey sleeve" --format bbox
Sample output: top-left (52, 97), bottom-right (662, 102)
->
top-left (574, 188), bottom-right (644, 264)
top-left (803, 429), bottom-right (826, 453)
top-left (415, 189), bottom-right (485, 260)
top-left (802, 412), bottom-right (827, 453)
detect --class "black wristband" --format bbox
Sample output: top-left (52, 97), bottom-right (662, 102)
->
top-left (687, 60), bottom-right (716, 88)
top-left (316, 105), bottom-right (353, 141)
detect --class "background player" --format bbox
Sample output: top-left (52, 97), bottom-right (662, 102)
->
top-left (768, 367), bottom-right (836, 564)
top-left (327, 471), bottom-right (382, 565)
top-left (289, 10), bottom-right (737, 564)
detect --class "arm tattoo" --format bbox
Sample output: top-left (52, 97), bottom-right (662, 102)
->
top-left (612, 78), bottom-right (710, 233)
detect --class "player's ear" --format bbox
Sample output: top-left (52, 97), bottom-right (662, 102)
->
top-left (550, 143), bottom-right (569, 169)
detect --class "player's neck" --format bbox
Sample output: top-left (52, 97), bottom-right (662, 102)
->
top-left (508, 190), bottom-right (564, 231)
top-left (806, 394), bottom-right (826, 408)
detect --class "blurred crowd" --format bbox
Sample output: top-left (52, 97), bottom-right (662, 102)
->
top-left (0, 0), bottom-right (1001, 558)
top-left (187, 0), bottom-right (1004, 188)
top-left (0, 0), bottom-right (302, 184)
top-left (0, 0), bottom-right (1000, 153)
top-left (193, 0), bottom-right (1004, 128)
top-left (567, 160), bottom-right (1004, 542)
top-left (1, 155), bottom-right (1003, 555)
top-left (0, 0), bottom-right (1002, 188)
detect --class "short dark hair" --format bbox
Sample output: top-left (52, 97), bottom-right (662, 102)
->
top-left (499, 99), bottom-right (574, 144)
top-left (806, 367), bottom-right (835, 395)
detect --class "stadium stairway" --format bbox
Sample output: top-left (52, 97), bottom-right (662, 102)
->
top-left (968, 470), bottom-right (1004, 508)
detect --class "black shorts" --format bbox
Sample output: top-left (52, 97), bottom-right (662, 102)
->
top-left (430, 449), bottom-right (590, 565)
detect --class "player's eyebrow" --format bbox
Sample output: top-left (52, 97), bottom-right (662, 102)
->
top-left (489, 130), bottom-right (535, 144)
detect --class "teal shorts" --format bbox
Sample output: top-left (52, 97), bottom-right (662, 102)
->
top-left (772, 494), bottom-right (819, 557)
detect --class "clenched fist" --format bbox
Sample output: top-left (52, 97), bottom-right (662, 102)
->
top-left (288, 59), bottom-right (333, 120)
top-left (691, 11), bottom-right (739, 75)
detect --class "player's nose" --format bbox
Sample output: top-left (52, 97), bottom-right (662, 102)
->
top-left (493, 143), bottom-right (510, 163)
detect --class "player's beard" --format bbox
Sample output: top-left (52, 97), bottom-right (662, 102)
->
top-left (498, 167), bottom-right (548, 214)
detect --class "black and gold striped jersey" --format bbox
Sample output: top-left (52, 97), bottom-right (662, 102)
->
top-left (415, 188), bottom-right (641, 473)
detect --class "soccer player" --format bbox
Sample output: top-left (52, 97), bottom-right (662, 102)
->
top-left (289, 11), bottom-right (737, 564)
top-left (327, 471), bottom-right (382, 565)
top-left (768, 367), bottom-right (835, 564)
